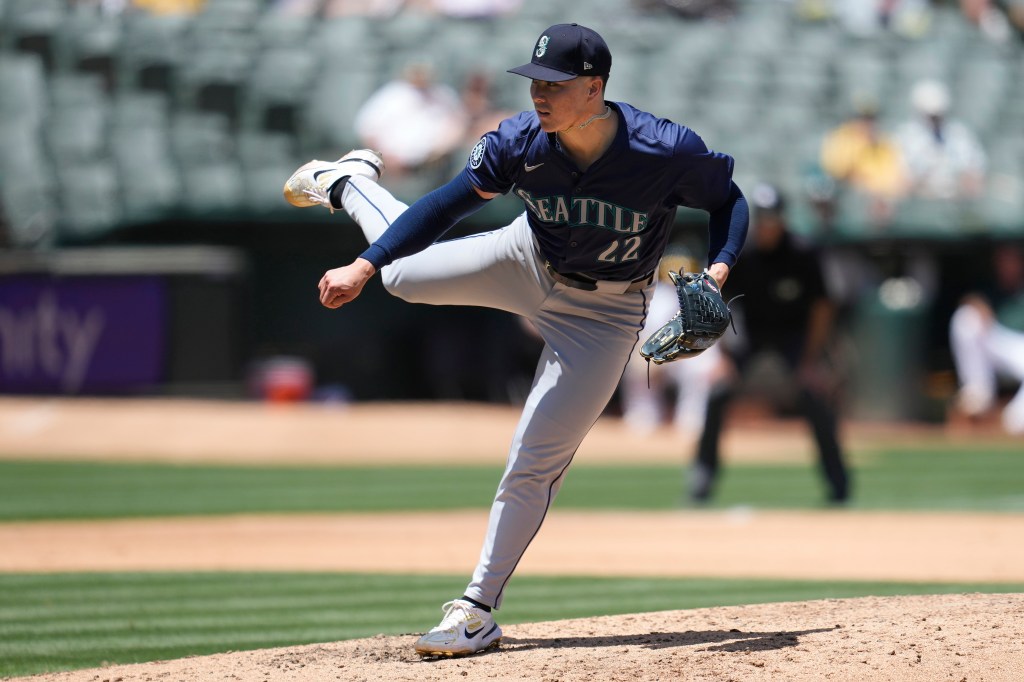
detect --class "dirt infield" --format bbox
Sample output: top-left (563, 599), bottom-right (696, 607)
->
top-left (2, 397), bottom-right (1023, 681)
top-left (1, 396), bottom-right (1010, 466)
top-left (4, 510), bottom-right (1024, 582)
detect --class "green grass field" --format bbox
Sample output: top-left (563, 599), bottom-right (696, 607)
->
top-left (1, 443), bottom-right (1022, 677)
top-left (1, 447), bottom-right (1022, 520)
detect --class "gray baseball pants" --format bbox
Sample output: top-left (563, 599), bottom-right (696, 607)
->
top-left (342, 176), bottom-right (650, 608)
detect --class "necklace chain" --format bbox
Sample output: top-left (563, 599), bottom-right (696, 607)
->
top-left (574, 105), bottom-right (612, 130)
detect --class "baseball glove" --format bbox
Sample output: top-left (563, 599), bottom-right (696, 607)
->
top-left (639, 271), bottom-right (735, 364)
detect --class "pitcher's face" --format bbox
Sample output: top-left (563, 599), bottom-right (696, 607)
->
top-left (530, 77), bottom-right (601, 133)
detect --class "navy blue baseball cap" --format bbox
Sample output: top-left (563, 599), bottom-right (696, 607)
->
top-left (508, 23), bottom-right (612, 82)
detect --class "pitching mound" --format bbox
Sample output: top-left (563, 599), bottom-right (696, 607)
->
top-left (14, 593), bottom-right (1023, 682)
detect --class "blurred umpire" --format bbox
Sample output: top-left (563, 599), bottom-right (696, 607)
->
top-left (689, 183), bottom-right (851, 505)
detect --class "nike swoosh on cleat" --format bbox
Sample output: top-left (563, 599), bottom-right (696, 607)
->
top-left (524, 162), bottom-right (544, 172)
top-left (464, 623), bottom-right (498, 640)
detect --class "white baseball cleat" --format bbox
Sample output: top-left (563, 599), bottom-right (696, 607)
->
top-left (414, 599), bottom-right (502, 657)
top-left (282, 149), bottom-right (385, 211)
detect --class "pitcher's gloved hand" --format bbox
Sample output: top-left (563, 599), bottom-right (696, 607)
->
top-left (639, 271), bottom-right (734, 364)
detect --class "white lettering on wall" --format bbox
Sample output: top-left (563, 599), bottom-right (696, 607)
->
top-left (0, 291), bottom-right (106, 392)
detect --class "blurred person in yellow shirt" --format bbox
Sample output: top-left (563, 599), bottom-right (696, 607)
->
top-left (820, 97), bottom-right (908, 227)
top-left (131, 0), bottom-right (205, 14)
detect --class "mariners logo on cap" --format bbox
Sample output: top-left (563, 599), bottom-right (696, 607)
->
top-left (535, 35), bottom-right (549, 58)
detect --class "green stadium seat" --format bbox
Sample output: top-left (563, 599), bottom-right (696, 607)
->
top-left (237, 129), bottom-right (296, 166)
top-left (303, 68), bottom-right (378, 154)
top-left (894, 45), bottom-right (954, 90)
top-left (311, 17), bottom-right (381, 71)
top-left (110, 90), bottom-right (170, 130)
top-left (1, 0), bottom-right (65, 71)
top-left (376, 11), bottom-right (438, 47)
top-left (240, 45), bottom-right (321, 134)
top-left (47, 72), bottom-right (107, 111)
top-left (0, 53), bottom-right (48, 128)
top-left (952, 54), bottom-right (1013, 135)
top-left (41, 72), bottom-right (109, 164)
top-left (0, 179), bottom-right (56, 247)
top-left (242, 163), bottom-right (297, 214)
top-left (730, 4), bottom-right (791, 59)
top-left (0, 118), bottom-right (57, 247)
top-left (834, 49), bottom-right (890, 110)
top-left (116, 12), bottom-right (191, 93)
top-left (55, 160), bottom-right (121, 240)
top-left (51, 5), bottom-right (122, 90)
top-left (170, 110), bottom-right (234, 166)
top-left (110, 126), bottom-right (180, 221)
top-left (0, 119), bottom-right (48, 175)
top-left (174, 41), bottom-right (254, 124)
top-left (44, 105), bottom-right (107, 164)
top-left (179, 161), bottom-right (244, 215)
top-left (191, 0), bottom-right (262, 33)
top-left (238, 130), bottom-right (296, 214)
top-left (889, 197), bottom-right (965, 236)
top-left (516, 0), bottom-right (571, 25)
top-left (254, 11), bottom-right (314, 48)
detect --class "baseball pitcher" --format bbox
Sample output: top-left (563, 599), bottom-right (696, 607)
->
top-left (283, 22), bottom-right (749, 657)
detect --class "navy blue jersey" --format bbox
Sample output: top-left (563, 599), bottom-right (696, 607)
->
top-left (464, 101), bottom-right (736, 281)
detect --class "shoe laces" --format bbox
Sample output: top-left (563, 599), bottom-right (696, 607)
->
top-left (437, 600), bottom-right (478, 629)
top-left (304, 187), bottom-right (334, 214)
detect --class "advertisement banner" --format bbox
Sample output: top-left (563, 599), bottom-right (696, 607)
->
top-left (0, 275), bottom-right (166, 393)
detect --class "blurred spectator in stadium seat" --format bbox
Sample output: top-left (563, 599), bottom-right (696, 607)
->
top-left (819, 96), bottom-right (908, 228)
top-left (323, 0), bottom-right (404, 18)
top-left (130, 0), bottom-right (205, 14)
top-left (959, 0), bottom-right (1024, 43)
top-left (619, 249), bottom-right (725, 438)
top-left (271, 0), bottom-right (323, 16)
top-left (460, 71), bottom-right (515, 143)
top-left (72, 0), bottom-right (130, 15)
top-left (949, 242), bottom-right (1024, 435)
top-left (800, 0), bottom-right (933, 39)
top-left (896, 79), bottom-right (988, 201)
top-left (689, 183), bottom-right (851, 505)
top-left (354, 61), bottom-right (469, 178)
top-left (630, 0), bottom-right (737, 20)
top-left (428, 0), bottom-right (523, 19)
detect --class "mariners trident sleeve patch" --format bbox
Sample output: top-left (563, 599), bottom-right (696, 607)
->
top-left (469, 138), bottom-right (486, 169)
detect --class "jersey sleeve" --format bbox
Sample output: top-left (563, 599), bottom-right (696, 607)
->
top-left (462, 112), bottom-right (533, 194)
top-left (668, 128), bottom-right (737, 212)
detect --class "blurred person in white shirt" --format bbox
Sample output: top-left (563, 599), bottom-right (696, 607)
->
top-left (354, 62), bottom-right (469, 176)
top-left (950, 243), bottom-right (1024, 435)
top-left (896, 79), bottom-right (987, 201)
top-left (429, 0), bottom-right (522, 18)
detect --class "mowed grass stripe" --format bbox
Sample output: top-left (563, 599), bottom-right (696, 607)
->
top-left (1, 572), bottom-right (1023, 677)
top-left (0, 575), bottom-right (451, 622)
top-left (2, 447), bottom-right (1024, 520)
top-left (0, 462), bottom-right (502, 520)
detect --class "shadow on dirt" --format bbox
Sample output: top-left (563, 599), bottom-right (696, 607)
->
top-left (505, 626), bottom-right (838, 654)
